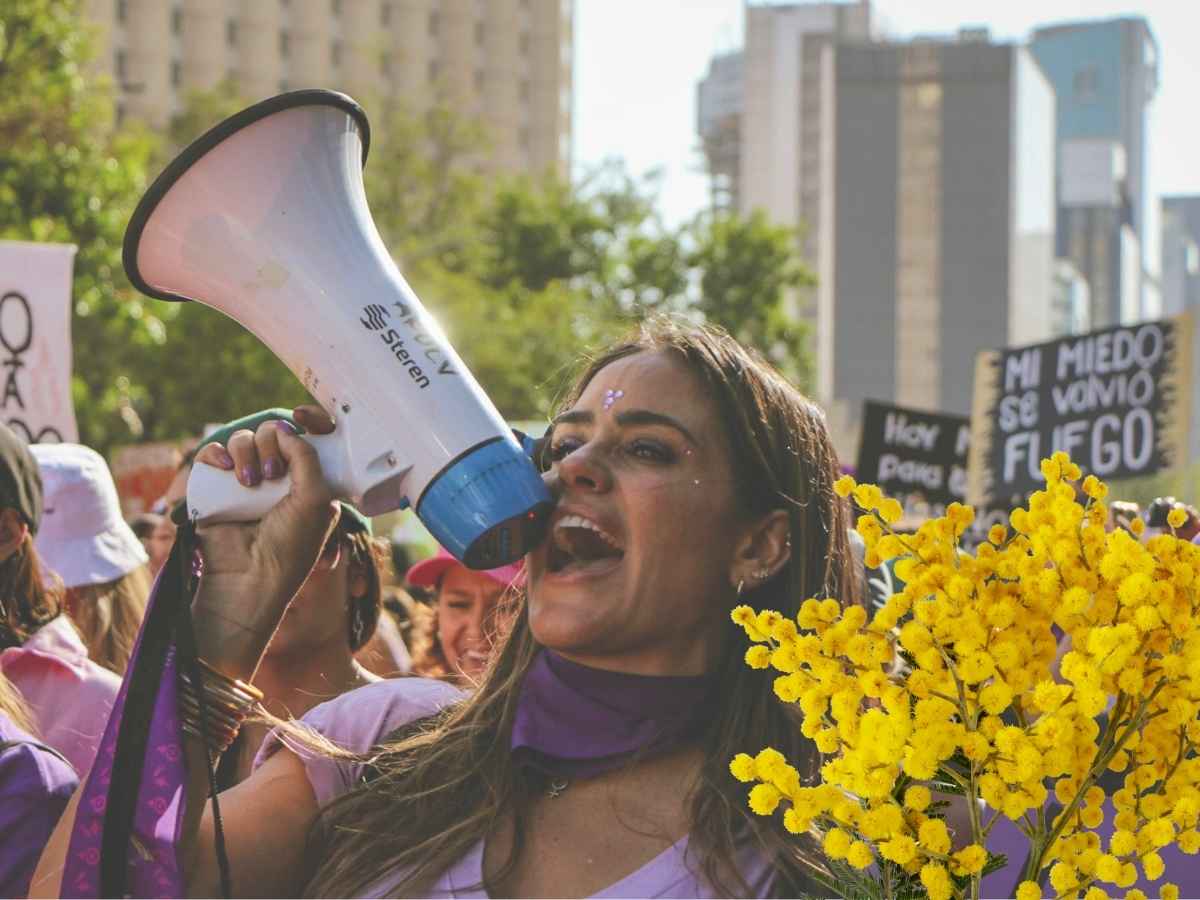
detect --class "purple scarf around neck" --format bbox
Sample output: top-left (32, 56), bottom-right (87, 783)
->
top-left (510, 650), bottom-right (717, 780)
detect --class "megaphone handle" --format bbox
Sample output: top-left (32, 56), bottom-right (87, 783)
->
top-left (186, 431), bottom-right (349, 524)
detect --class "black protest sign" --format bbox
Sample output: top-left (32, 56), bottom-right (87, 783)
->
top-left (856, 401), bottom-right (970, 507)
top-left (967, 315), bottom-right (1193, 505)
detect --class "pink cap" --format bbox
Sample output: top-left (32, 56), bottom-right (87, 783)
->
top-left (405, 545), bottom-right (525, 590)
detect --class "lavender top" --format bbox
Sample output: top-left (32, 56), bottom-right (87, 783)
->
top-left (0, 712), bottom-right (79, 897)
top-left (0, 615), bottom-right (121, 777)
top-left (255, 677), bottom-right (775, 898)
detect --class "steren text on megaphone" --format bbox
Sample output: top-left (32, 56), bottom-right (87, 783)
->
top-left (359, 302), bottom-right (458, 389)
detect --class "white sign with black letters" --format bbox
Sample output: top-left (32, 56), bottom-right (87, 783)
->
top-left (0, 241), bottom-right (79, 443)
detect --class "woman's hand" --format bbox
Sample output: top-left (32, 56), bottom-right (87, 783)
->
top-left (190, 406), bottom-right (340, 674)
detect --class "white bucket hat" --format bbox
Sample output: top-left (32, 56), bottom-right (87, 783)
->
top-left (30, 443), bottom-right (148, 589)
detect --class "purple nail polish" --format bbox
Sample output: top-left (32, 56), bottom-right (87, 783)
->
top-left (215, 448), bottom-right (234, 469)
top-left (263, 458), bottom-right (282, 479)
top-left (240, 465), bottom-right (261, 486)
top-left (274, 419), bottom-right (297, 434)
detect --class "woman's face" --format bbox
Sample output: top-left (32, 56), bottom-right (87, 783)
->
top-left (525, 350), bottom-right (751, 676)
top-left (436, 566), bottom-right (506, 682)
top-left (144, 519), bottom-right (175, 575)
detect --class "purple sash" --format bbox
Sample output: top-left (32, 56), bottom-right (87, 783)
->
top-left (61, 572), bottom-right (187, 897)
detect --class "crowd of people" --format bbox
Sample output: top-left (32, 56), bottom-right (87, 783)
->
top-left (0, 403), bottom-right (524, 895)
top-left (3, 318), bottom-right (1200, 897)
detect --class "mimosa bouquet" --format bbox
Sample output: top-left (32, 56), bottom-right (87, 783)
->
top-left (732, 453), bottom-right (1200, 900)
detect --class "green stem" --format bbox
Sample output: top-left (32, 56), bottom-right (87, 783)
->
top-left (1023, 680), bottom-right (1167, 883)
top-left (966, 765), bottom-right (983, 900)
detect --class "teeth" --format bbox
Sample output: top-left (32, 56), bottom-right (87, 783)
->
top-left (555, 514), bottom-right (623, 551)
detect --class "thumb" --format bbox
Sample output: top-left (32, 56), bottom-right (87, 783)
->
top-left (273, 424), bottom-right (336, 511)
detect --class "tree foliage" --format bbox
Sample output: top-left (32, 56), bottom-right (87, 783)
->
top-left (0, 0), bottom-right (161, 450)
top-left (688, 209), bottom-right (815, 388)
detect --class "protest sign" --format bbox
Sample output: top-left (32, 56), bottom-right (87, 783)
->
top-left (856, 401), bottom-right (970, 507)
top-left (856, 400), bottom-right (1007, 542)
top-left (967, 314), bottom-right (1193, 506)
top-left (0, 241), bottom-right (79, 443)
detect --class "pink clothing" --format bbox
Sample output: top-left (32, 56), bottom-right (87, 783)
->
top-left (0, 615), bottom-right (121, 776)
top-left (256, 677), bottom-right (775, 898)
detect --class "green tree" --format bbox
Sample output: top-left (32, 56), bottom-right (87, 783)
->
top-left (0, 0), bottom-right (163, 452)
top-left (686, 209), bottom-right (815, 391)
top-left (164, 77), bottom-right (246, 153)
top-left (365, 98), bottom-right (488, 276)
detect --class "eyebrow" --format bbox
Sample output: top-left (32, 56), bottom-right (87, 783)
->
top-left (552, 408), bottom-right (699, 445)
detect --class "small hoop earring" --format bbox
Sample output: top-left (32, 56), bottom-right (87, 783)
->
top-left (736, 579), bottom-right (745, 597)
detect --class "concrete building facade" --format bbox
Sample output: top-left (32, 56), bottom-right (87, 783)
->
top-left (696, 1), bottom-right (871, 328)
top-left (1029, 17), bottom-right (1159, 326)
top-left (1162, 196), bottom-right (1200, 317)
top-left (82, 0), bottom-right (573, 178)
top-left (818, 38), bottom-right (1057, 457)
top-left (696, 51), bottom-right (743, 213)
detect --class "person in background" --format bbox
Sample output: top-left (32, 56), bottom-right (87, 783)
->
top-left (0, 670), bottom-right (77, 898)
top-left (128, 511), bottom-right (175, 579)
top-left (1108, 499), bottom-right (1142, 535)
top-left (0, 426), bottom-right (120, 778)
top-left (1144, 496), bottom-right (1200, 542)
top-left (214, 499), bottom-right (388, 788)
top-left (31, 444), bottom-right (152, 677)
top-left (176, 409), bottom-right (394, 788)
top-left (404, 545), bottom-right (524, 685)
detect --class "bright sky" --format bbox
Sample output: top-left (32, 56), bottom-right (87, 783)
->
top-left (572, 0), bottom-right (1200, 229)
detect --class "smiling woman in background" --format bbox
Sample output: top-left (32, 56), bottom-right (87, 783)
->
top-left (405, 545), bottom-right (524, 685)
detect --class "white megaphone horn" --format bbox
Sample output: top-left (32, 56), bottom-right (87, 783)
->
top-left (123, 90), bottom-right (551, 568)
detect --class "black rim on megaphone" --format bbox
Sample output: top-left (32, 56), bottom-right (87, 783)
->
top-left (122, 89), bottom-right (371, 304)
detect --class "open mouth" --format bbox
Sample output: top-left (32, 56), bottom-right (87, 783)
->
top-left (460, 649), bottom-right (489, 669)
top-left (547, 513), bottom-right (625, 575)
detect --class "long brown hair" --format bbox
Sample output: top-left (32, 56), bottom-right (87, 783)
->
top-left (0, 670), bottom-right (34, 735)
top-left (303, 318), bottom-right (853, 897)
top-left (0, 534), bottom-right (65, 652)
top-left (67, 566), bottom-right (152, 676)
top-left (405, 600), bottom-right (449, 680)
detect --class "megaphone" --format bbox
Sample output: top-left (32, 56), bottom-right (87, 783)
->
top-left (122, 90), bottom-right (551, 568)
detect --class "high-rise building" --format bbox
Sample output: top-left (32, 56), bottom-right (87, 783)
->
top-left (1029, 17), bottom-right (1159, 327)
top-left (81, 0), bottom-right (573, 178)
top-left (1051, 260), bottom-right (1092, 337)
top-left (1162, 196), bottom-right (1200, 317)
top-left (696, 1), bottom-right (871, 325)
top-left (817, 36), bottom-right (1057, 458)
top-left (696, 52), bottom-right (742, 213)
